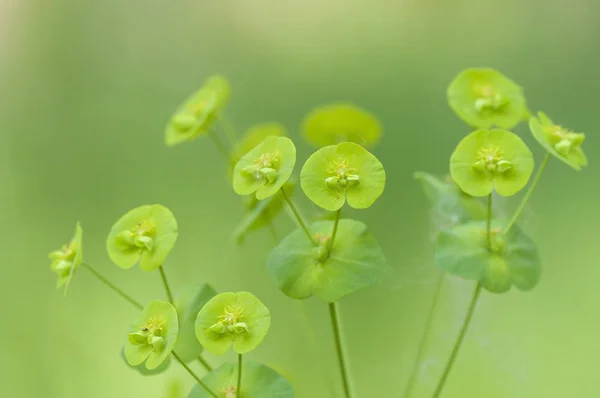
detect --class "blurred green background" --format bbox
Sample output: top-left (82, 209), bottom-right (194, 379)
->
top-left (2, 0), bottom-right (599, 397)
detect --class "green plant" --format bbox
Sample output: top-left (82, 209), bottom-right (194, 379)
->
top-left (48, 68), bottom-right (586, 397)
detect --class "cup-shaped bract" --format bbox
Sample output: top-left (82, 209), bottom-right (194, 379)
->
top-left (435, 220), bottom-right (541, 293)
top-left (232, 136), bottom-right (296, 200)
top-left (302, 102), bottom-right (382, 147)
top-left (529, 112), bottom-right (588, 171)
top-left (267, 219), bottom-right (389, 302)
top-left (49, 222), bottom-right (83, 295)
top-left (107, 204), bottom-right (178, 272)
top-left (300, 142), bottom-right (386, 211)
top-left (450, 129), bottom-right (534, 197)
top-left (195, 292), bottom-right (271, 355)
top-left (165, 75), bottom-right (230, 147)
top-left (124, 300), bottom-right (179, 370)
top-left (448, 68), bottom-right (527, 129)
top-left (188, 361), bottom-right (294, 398)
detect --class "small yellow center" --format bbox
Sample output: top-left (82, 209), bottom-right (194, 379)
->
top-left (143, 316), bottom-right (166, 335)
top-left (473, 84), bottom-right (508, 113)
top-left (326, 158), bottom-right (359, 189)
top-left (219, 305), bottom-right (245, 326)
top-left (473, 146), bottom-right (512, 175)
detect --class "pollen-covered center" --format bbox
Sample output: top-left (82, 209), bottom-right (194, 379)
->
top-left (128, 316), bottom-right (167, 351)
top-left (242, 151), bottom-right (281, 185)
top-left (473, 84), bottom-right (509, 113)
top-left (545, 125), bottom-right (585, 157)
top-left (472, 146), bottom-right (513, 175)
top-left (116, 219), bottom-right (157, 252)
top-left (326, 158), bottom-right (360, 189)
top-left (209, 304), bottom-right (250, 336)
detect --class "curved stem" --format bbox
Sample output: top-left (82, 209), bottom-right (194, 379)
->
top-left (158, 266), bottom-right (174, 303)
top-left (172, 351), bottom-right (219, 398)
top-left (237, 354), bottom-right (243, 395)
top-left (218, 117), bottom-right (238, 149)
top-left (280, 188), bottom-right (317, 246)
top-left (504, 153), bottom-right (550, 235)
top-left (81, 263), bottom-right (143, 310)
top-left (402, 274), bottom-right (445, 398)
top-left (197, 355), bottom-right (213, 372)
top-left (329, 302), bottom-right (353, 398)
top-left (208, 129), bottom-right (231, 162)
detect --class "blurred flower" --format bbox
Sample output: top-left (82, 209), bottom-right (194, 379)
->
top-left (49, 222), bottom-right (83, 295)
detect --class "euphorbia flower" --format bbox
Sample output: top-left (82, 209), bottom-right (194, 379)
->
top-left (49, 222), bottom-right (83, 295)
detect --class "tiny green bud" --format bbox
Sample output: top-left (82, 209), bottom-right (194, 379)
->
top-left (49, 222), bottom-right (83, 295)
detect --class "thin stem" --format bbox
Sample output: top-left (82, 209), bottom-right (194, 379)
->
top-left (402, 274), bottom-right (445, 398)
top-left (208, 129), bottom-right (231, 162)
top-left (218, 117), bottom-right (238, 148)
top-left (280, 188), bottom-right (317, 246)
top-left (324, 208), bottom-right (341, 261)
top-left (237, 353), bottom-right (243, 395)
top-left (486, 193), bottom-right (493, 249)
top-left (81, 263), bottom-right (143, 310)
top-left (329, 302), bottom-right (353, 398)
top-left (172, 351), bottom-right (219, 398)
top-left (158, 266), bottom-right (174, 303)
top-left (197, 355), bottom-right (213, 372)
top-left (431, 283), bottom-right (482, 398)
top-left (504, 152), bottom-right (550, 235)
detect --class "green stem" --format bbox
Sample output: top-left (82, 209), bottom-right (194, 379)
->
top-left (197, 355), bottom-right (213, 372)
top-left (208, 128), bottom-right (231, 162)
top-left (218, 117), bottom-right (238, 149)
top-left (158, 266), bottom-right (174, 303)
top-left (324, 208), bottom-right (341, 261)
top-left (237, 353), bottom-right (243, 395)
top-left (402, 274), bottom-right (445, 398)
top-left (280, 188), bottom-right (317, 246)
top-left (504, 152), bottom-right (550, 235)
top-left (431, 283), bottom-right (481, 398)
top-left (486, 193), bottom-right (493, 249)
top-left (81, 263), bottom-right (143, 310)
top-left (172, 351), bottom-right (219, 398)
top-left (329, 302), bottom-right (353, 398)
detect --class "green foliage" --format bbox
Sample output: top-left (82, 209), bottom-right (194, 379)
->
top-left (435, 221), bottom-right (541, 293)
top-left (165, 75), bottom-right (230, 147)
top-left (173, 283), bottom-right (218, 363)
top-left (529, 112), bottom-right (588, 170)
top-left (119, 346), bottom-right (172, 376)
top-left (106, 204), bottom-right (178, 272)
top-left (188, 361), bottom-right (294, 398)
top-left (49, 222), bottom-right (83, 295)
top-left (447, 68), bottom-right (527, 129)
top-left (195, 292), bottom-right (271, 355)
top-left (232, 136), bottom-right (296, 200)
top-left (300, 142), bottom-right (386, 211)
top-left (450, 129), bottom-right (534, 197)
top-left (267, 219), bottom-right (388, 302)
top-left (302, 102), bottom-right (382, 147)
top-left (124, 300), bottom-right (179, 370)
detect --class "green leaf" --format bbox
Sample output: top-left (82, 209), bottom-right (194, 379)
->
top-left (49, 222), bottom-right (83, 296)
top-left (119, 346), bottom-right (172, 376)
top-left (302, 102), bottom-right (382, 147)
top-left (195, 292), bottom-right (271, 355)
top-left (434, 220), bottom-right (542, 293)
top-left (450, 129), bottom-right (534, 197)
top-left (106, 204), bottom-right (178, 272)
top-left (267, 219), bottom-right (389, 302)
top-left (174, 283), bottom-right (218, 363)
top-left (165, 75), bottom-right (230, 147)
top-left (124, 300), bottom-right (179, 370)
top-left (447, 68), bottom-right (528, 129)
top-left (232, 136), bottom-right (296, 200)
top-left (529, 111), bottom-right (588, 171)
top-left (300, 142), bottom-right (386, 211)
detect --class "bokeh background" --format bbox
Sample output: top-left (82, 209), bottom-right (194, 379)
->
top-left (2, 0), bottom-right (599, 397)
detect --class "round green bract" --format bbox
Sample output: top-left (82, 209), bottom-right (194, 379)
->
top-left (267, 219), bottom-right (389, 302)
top-left (49, 222), bottom-right (83, 296)
top-left (165, 75), bottom-right (230, 147)
top-left (124, 300), bottom-right (179, 370)
top-left (229, 122), bottom-right (288, 178)
top-left (300, 142), bottom-right (386, 211)
top-left (447, 68), bottom-right (527, 129)
top-left (529, 112), bottom-right (588, 171)
top-left (106, 204), bottom-right (178, 272)
top-left (188, 361), bottom-right (294, 398)
top-left (233, 136), bottom-right (296, 200)
top-left (450, 129), bottom-right (534, 197)
top-left (173, 283), bottom-right (218, 363)
top-left (302, 102), bottom-right (382, 147)
top-left (434, 220), bottom-right (541, 293)
top-left (195, 292), bottom-right (271, 355)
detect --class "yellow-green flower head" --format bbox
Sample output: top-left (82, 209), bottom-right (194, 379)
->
top-left (233, 136), bottom-right (296, 200)
top-left (125, 300), bottom-right (179, 370)
top-left (529, 112), bottom-right (587, 171)
top-left (231, 122), bottom-right (287, 171)
top-left (165, 75), bottom-right (230, 147)
top-left (300, 142), bottom-right (386, 211)
top-left (107, 204), bottom-right (178, 272)
top-left (49, 222), bottom-right (83, 295)
top-left (448, 68), bottom-right (527, 129)
top-left (195, 292), bottom-right (271, 355)
top-left (450, 129), bottom-right (534, 197)
top-left (302, 102), bottom-right (382, 147)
